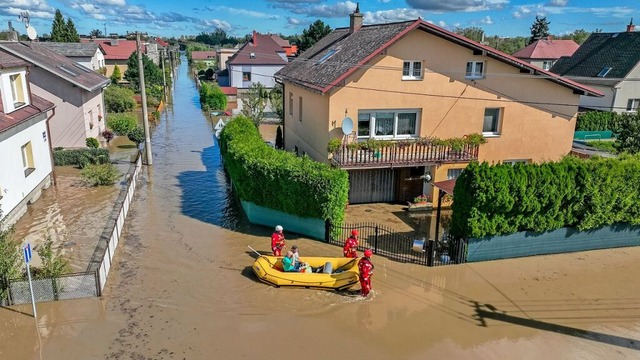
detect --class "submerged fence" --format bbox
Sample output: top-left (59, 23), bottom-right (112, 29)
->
top-left (325, 221), bottom-right (467, 267)
top-left (1, 151), bottom-right (143, 306)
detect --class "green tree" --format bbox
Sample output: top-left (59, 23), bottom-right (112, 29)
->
top-left (270, 83), bottom-right (284, 123)
top-left (529, 16), bottom-right (550, 44)
top-left (241, 83), bottom-right (269, 126)
top-left (298, 20), bottom-right (332, 52)
top-left (86, 137), bottom-right (99, 148)
top-left (107, 113), bottom-right (137, 135)
top-left (80, 163), bottom-right (121, 186)
top-left (124, 52), bottom-right (163, 91)
top-left (0, 213), bottom-right (21, 290)
top-left (275, 125), bottom-right (283, 149)
top-left (559, 29), bottom-right (591, 45)
top-left (35, 236), bottom-right (70, 279)
top-left (89, 29), bottom-right (103, 38)
top-left (454, 26), bottom-right (484, 42)
top-left (110, 64), bottom-right (122, 84)
top-left (50, 9), bottom-right (67, 42)
top-left (199, 82), bottom-right (227, 111)
top-left (65, 18), bottom-right (80, 42)
top-left (127, 127), bottom-right (145, 147)
top-left (615, 113), bottom-right (640, 154)
top-left (104, 85), bottom-right (136, 113)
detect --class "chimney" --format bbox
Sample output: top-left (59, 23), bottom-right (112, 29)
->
top-left (110, 39), bottom-right (118, 46)
top-left (546, 35), bottom-right (553, 41)
top-left (627, 18), bottom-right (635, 32)
top-left (349, 3), bottom-right (363, 33)
top-left (253, 30), bottom-right (257, 46)
top-left (7, 21), bottom-right (18, 41)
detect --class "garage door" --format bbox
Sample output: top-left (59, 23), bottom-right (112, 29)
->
top-left (348, 169), bottom-right (395, 204)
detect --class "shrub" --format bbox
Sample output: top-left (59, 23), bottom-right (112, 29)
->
top-left (0, 214), bottom-right (21, 288)
top-left (86, 137), bottom-right (100, 148)
top-left (110, 64), bottom-right (122, 84)
top-left (576, 111), bottom-right (622, 132)
top-left (107, 113), bottom-right (137, 135)
top-left (80, 163), bottom-right (120, 186)
top-left (275, 125), bottom-right (284, 149)
top-left (199, 82), bottom-right (227, 111)
top-left (451, 156), bottom-right (640, 239)
top-left (615, 113), bottom-right (640, 154)
top-left (327, 138), bottom-right (342, 153)
top-left (219, 116), bottom-right (349, 225)
top-left (104, 85), bottom-right (136, 113)
top-left (35, 236), bottom-right (70, 279)
top-left (53, 148), bottom-right (109, 167)
top-left (588, 140), bottom-right (617, 153)
top-left (127, 127), bottom-right (145, 146)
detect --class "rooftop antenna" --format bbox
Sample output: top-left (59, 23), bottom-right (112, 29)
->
top-left (18, 11), bottom-right (38, 41)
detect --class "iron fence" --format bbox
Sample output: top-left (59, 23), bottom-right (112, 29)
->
top-left (325, 221), bottom-right (467, 267)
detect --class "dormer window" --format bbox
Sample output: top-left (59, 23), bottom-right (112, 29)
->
top-left (2, 70), bottom-right (30, 113)
top-left (250, 52), bottom-right (256, 59)
top-left (466, 61), bottom-right (485, 79)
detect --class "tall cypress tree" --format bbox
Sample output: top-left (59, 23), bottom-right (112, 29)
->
top-left (51, 9), bottom-right (67, 42)
top-left (529, 16), bottom-right (551, 44)
top-left (66, 18), bottom-right (81, 42)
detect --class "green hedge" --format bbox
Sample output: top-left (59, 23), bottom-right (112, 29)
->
top-left (53, 148), bottom-right (110, 167)
top-left (219, 115), bottom-right (349, 225)
top-left (576, 111), bottom-right (622, 132)
top-left (451, 156), bottom-right (640, 239)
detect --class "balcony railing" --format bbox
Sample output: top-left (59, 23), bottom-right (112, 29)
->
top-left (331, 142), bottom-right (479, 169)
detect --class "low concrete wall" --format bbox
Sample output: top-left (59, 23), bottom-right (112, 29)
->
top-left (467, 224), bottom-right (640, 262)
top-left (240, 200), bottom-right (325, 240)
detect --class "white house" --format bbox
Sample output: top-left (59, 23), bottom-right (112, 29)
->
top-left (226, 31), bottom-right (288, 89)
top-left (39, 42), bottom-right (106, 71)
top-left (0, 52), bottom-right (55, 227)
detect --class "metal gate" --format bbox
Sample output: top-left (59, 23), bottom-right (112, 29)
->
top-left (348, 169), bottom-right (395, 204)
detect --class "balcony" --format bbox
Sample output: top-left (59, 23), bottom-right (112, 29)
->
top-left (331, 140), bottom-right (480, 169)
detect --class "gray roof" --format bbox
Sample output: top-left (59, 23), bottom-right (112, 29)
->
top-left (38, 42), bottom-right (103, 57)
top-left (276, 19), bottom-right (602, 97)
top-left (550, 31), bottom-right (640, 80)
top-left (0, 42), bottom-right (109, 92)
top-left (0, 51), bottom-right (28, 69)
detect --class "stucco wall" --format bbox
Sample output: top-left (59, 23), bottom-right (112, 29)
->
top-left (282, 83), bottom-right (330, 161)
top-left (320, 29), bottom-right (581, 164)
top-left (229, 64), bottom-right (281, 88)
top-left (105, 60), bottom-right (128, 78)
top-left (579, 84), bottom-right (615, 112)
top-left (613, 63), bottom-right (640, 113)
top-left (0, 112), bottom-right (52, 226)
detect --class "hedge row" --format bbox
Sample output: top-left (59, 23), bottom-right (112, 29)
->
top-left (576, 111), bottom-right (622, 132)
top-left (53, 148), bottom-right (110, 167)
top-left (219, 116), bottom-right (349, 225)
top-left (450, 156), bottom-right (640, 239)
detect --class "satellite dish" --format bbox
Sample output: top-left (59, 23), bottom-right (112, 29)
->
top-left (26, 26), bottom-right (38, 41)
top-left (341, 117), bottom-right (353, 135)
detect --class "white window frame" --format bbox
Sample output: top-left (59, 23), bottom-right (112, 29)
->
top-left (21, 141), bottom-right (35, 177)
top-left (242, 71), bottom-right (251, 81)
top-left (503, 159), bottom-right (530, 166)
top-left (482, 108), bottom-right (502, 137)
top-left (447, 168), bottom-right (464, 180)
top-left (466, 61), bottom-right (485, 80)
top-left (288, 92), bottom-right (293, 115)
top-left (542, 60), bottom-right (554, 70)
top-left (402, 60), bottom-right (423, 80)
top-left (626, 98), bottom-right (640, 112)
top-left (2, 70), bottom-right (29, 113)
top-left (357, 110), bottom-right (420, 140)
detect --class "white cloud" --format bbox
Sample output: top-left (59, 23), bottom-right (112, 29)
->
top-left (212, 6), bottom-right (279, 19)
top-left (94, 0), bottom-right (126, 6)
top-left (364, 8), bottom-right (423, 23)
top-left (481, 15), bottom-right (493, 25)
top-left (0, 0), bottom-right (55, 19)
top-left (406, 0), bottom-right (508, 12)
top-left (200, 19), bottom-right (232, 31)
top-left (287, 17), bottom-right (302, 25)
top-left (438, 20), bottom-right (447, 27)
top-left (301, 1), bottom-right (357, 18)
top-left (547, 0), bottom-right (567, 6)
top-left (379, 0), bottom-right (391, 3)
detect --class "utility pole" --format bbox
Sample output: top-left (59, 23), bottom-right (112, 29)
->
top-left (134, 31), bottom-right (153, 165)
top-left (160, 50), bottom-right (167, 101)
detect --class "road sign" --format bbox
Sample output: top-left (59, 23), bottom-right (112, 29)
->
top-left (214, 118), bottom-right (226, 131)
top-left (23, 243), bottom-right (32, 263)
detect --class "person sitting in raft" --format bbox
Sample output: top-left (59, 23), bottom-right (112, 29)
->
top-left (282, 250), bottom-right (312, 273)
top-left (291, 245), bottom-right (321, 273)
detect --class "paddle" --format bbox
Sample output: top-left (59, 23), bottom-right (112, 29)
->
top-left (247, 245), bottom-right (262, 257)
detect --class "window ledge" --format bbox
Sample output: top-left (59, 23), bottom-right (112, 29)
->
top-left (401, 77), bottom-right (423, 81)
top-left (465, 76), bottom-right (485, 80)
top-left (24, 167), bottom-right (35, 177)
top-left (482, 133), bottom-right (500, 138)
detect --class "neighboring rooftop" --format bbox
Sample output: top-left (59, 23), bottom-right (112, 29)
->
top-left (227, 31), bottom-right (288, 66)
top-left (550, 31), bottom-right (640, 82)
top-left (512, 38), bottom-right (579, 60)
top-left (81, 38), bottom-right (143, 60)
top-left (0, 42), bottom-right (110, 92)
top-left (38, 42), bottom-right (103, 57)
top-left (191, 51), bottom-right (216, 60)
top-left (0, 94), bottom-right (55, 133)
top-left (0, 51), bottom-right (28, 69)
top-left (276, 19), bottom-right (602, 97)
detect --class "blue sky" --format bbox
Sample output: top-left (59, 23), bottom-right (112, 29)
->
top-left (1, 0), bottom-right (637, 39)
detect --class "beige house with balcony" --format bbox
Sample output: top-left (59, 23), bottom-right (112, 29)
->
top-left (275, 8), bottom-right (602, 205)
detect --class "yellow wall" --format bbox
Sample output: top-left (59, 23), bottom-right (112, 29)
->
top-left (285, 28), bottom-right (582, 165)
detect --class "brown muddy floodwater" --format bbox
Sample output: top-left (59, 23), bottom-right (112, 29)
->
top-left (2, 56), bottom-right (640, 360)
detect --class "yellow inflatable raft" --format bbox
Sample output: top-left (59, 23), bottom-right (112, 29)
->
top-left (252, 255), bottom-right (360, 290)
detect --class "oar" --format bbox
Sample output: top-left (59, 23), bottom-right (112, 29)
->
top-left (247, 245), bottom-right (262, 257)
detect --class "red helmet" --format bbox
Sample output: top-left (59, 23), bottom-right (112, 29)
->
top-left (364, 249), bottom-right (373, 258)
top-left (351, 229), bottom-right (359, 236)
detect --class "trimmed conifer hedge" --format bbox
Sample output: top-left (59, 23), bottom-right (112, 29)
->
top-left (53, 148), bottom-right (110, 167)
top-left (219, 116), bottom-right (349, 225)
top-left (451, 156), bottom-right (640, 239)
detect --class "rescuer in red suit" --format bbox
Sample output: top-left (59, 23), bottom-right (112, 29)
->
top-left (271, 225), bottom-right (285, 256)
top-left (343, 229), bottom-right (359, 258)
top-left (358, 249), bottom-right (374, 297)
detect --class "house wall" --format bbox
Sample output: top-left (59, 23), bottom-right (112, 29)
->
top-left (82, 88), bottom-right (107, 140)
top-left (282, 83), bottom-right (330, 160)
top-left (579, 84), bottom-right (615, 112)
top-left (0, 112), bottom-right (52, 227)
top-left (104, 60), bottom-right (128, 78)
top-left (229, 64), bottom-right (281, 88)
top-left (217, 50), bottom-right (236, 70)
top-left (29, 68), bottom-right (101, 148)
top-left (323, 29), bottom-right (581, 164)
top-left (613, 63), bottom-right (640, 113)
top-left (72, 50), bottom-right (105, 71)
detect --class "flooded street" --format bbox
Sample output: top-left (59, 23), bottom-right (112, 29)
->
top-left (2, 56), bottom-right (640, 359)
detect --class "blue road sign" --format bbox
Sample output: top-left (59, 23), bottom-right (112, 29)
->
top-left (23, 243), bottom-right (32, 263)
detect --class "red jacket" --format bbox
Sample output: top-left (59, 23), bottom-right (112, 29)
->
top-left (271, 232), bottom-right (285, 250)
top-left (343, 236), bottom-right (358, 258)
top-left (358, 257), bottom-right (374, 281)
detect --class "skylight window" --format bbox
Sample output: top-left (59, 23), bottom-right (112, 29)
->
top-left (316, 49), bottom-right (338, 65)
top-left (596, 67), bottom-right (612, 77)
top-left (58, 65), bottom-right (78, 76)
top-left (73, 63), bottom-right (92, 73)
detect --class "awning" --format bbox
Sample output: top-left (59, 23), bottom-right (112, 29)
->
top-left (432, 178), bottom-right (456, 195)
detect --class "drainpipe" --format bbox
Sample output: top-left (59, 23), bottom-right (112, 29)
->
top-left (46, 108), bottom-right (57, 186)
